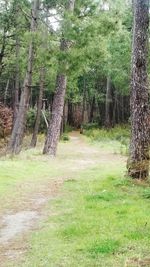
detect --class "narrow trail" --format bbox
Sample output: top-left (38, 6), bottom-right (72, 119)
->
top-left (0, 132), bottom-right (126, 266)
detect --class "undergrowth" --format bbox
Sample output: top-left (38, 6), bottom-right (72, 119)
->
top-left (84, 125), bottom-right (130, 155)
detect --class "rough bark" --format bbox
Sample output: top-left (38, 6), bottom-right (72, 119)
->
top-left (43, 0), bottom-right (75, 156)
top-left (43, 72), bottom-right (67, 155)
top-left (127, 0), bottom-right (150, 179)
top-left (7, 0), bottom-right (39, 154)
top-left (30, 67), bottom-right (45, 147)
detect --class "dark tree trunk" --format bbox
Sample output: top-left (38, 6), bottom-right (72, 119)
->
top-left (105, 76), bottom-right (113, 128)
top-left (113, 93), bottom-right (117, 126)
top-left (68, 101), bottom-right (74, 126)
top-left (90, 97), bottom-right (95, 123)
top-left (43, 0), bottom-right (75, 156)
top-left (82, 76), bottom-right (86, 124)
top-left (121, 95), bottom-right (124, 123)
top-left (0, 30), bottom-right (6, 77)
top-left (14, 36), bottom-right (20, 122)
top-left (30, 67), bottom-right (45, 147)
top-left (7, 0), bottom-right (39, 154)
top-left (127, 0), bottom-right (150, 179)
top-left (116, 95), bottom-right (120, 124)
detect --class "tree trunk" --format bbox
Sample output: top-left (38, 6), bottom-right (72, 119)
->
top-left (43, 73), bottom-right (67, 155)
top-left (7, 0), bottom-right (39, 154)
top-left (120, 95), bottom-right (124, 123)
top-left (82, 76), bottom-right (86, 124)
top-left (0, 29), bottom-right (6, 77)
top-left (14, 35), bottom-right (20, 122)
top-left (4, 79), bottom-right (9, 105)
top-left (30, 67), bottom-right (45, 147)
top-left (90, 97), bottom-right (95, 123)
top-left (116, 95), bottom-right (120, 124)
top-left (43, 0), bottom-right (75, 156)
top-left (113, 93), bottom-right (117, 126)
top-left (105, 76), bottom-right (112, 128)
top-left (127, 0), bottom-right (150, 179)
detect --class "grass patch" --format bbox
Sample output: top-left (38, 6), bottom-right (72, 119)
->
top-left (2, 132), bottom-right (150, 267)
top-left (17, 163), bottom-right (150, 267)
top-left (88, 239), bottom-right (120, 256)
top-left (84, 125), bottom-right (130, 155)
top-left (86, 191), bottom-right (119, 202)
top-left (142, 188), bottom-right (150, 199)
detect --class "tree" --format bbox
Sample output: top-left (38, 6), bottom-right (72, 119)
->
top-left (30, 67), bottom-right (45, 147)
top-left (127, 0), bottom-right (150, 179)
top-left (43, 0), bottom-right (76, 156)
top-left (105, 76), bottom-right (113, 128)
top-left (7, 0), bottom-right (39, 154)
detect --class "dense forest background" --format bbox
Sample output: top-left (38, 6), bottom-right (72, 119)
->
top-left (0, 0), bottom-right (132, 138)
top-left (1, 1), bottom-right (150, 266)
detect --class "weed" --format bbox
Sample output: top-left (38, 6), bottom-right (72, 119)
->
top-left (61, 134), bottom-right (70, 141)
top-left (88, 239), bottom-right (120, 256)
top-left (142, 189), bottom-right (150, 199)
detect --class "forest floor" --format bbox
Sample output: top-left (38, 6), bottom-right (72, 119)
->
top-left (0, 131), bottom-right (150, 267)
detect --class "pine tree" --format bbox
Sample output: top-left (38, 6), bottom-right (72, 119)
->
top-left (127, 0), bottom-right (150, 179)
top-left (43, 0), bottom-right (76, 156)
top-left (7, 0), bottom-right (39, 154)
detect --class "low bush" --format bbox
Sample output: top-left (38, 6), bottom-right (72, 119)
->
top-left (61, 133), bottom-right (70, 141)
top-left (84, 125), bottom-right (130, 155)
top-left (26, 108), bottom-right (49, 133)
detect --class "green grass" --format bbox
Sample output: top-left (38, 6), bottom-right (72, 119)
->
top-left (0, 159), bottom-right (59, 196)
top-left (18, 164), bottom-right (150, 267)
top-left (84, 125), bottom-right (130, 155)
top-left (1, 130), bottom-right (150, 267)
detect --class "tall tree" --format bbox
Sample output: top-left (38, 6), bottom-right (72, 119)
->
top-left (43, 0), bottom-right (76, 156)
top-left (30, 67), bottom-right (45, 147)
top-left (7, 0), bottom-right (39, 154)
top-left (105, 76), bottom-right (113, 128)
top-left (127, 0), bottom-right (149, 179)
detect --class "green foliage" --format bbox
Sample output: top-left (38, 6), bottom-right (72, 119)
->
top-left (64, 124), bottom-right (73, 133)
top-left (0, 0), bottom-right (132, 128)
top-left (26, 108), bottom-right (49, 133)
top-left (82, 122), bottom-right (99, 130)
top-left (84, 125), bottom-right (130, 141)
top-left (142, 189), bottom-right (150, 199)
top-left (61, 133), bottom-right (70, 141)
top-left (84, 125), bottom-right (130, 155)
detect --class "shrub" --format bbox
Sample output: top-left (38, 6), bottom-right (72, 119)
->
top-left (26, 108), bottom-right (49, 133)
top-left (83, 125), bottom-right (130, 155)
top-left (61, 133), bottom-right (70, 141)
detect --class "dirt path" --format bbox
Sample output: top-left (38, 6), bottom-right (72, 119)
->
top-left (0, 132), bottom-right (125, 266)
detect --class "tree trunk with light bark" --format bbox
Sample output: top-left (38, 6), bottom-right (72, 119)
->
top-left (43, 0), bottom-right (75, 156)
top-left (127, 0), bottom-right (150, 179)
